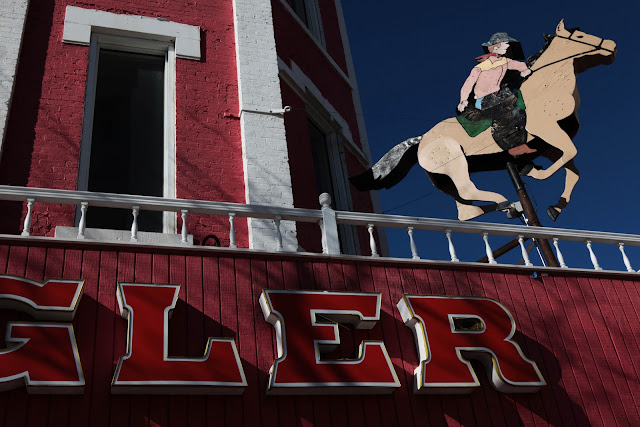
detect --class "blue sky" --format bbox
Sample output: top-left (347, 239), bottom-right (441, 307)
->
top-left (342, 0), bottom-right (640, 269)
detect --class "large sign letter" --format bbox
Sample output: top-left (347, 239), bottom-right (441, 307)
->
top-left (397, 295), bottom-right (545, 393)
top-left (260, 290), bottom-right (400, 394)
top-left (112, 283), bottom-right (247, 394)
top-left (0, 275), bottom-right (84, 393)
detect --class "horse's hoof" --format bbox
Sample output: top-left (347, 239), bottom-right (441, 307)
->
top-left (547, 206), bottom-right (561, 221)
top-left (496, 201), bottom-right (511, 211)
top-left (507, 207), bottom-right (521, 219)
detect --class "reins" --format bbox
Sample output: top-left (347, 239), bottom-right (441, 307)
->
top-left (529, 34), bottom-right (612, 74)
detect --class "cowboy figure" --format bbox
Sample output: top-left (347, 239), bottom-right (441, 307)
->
top-left (457, 32), bottom-right (534, 155)
top-left (458, 32), bottom-right (531, 112)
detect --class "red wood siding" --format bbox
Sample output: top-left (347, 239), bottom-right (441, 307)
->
top-left (0, 241), bottom-right (638, 426)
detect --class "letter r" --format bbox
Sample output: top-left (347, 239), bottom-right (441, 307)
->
top-left (397, 295), bottom-right (545, 393)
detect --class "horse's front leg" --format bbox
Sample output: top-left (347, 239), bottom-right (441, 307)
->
top-left (525, 119), bottom-right (577, 180)
top-left (548, 159), bottom-right (579, 221)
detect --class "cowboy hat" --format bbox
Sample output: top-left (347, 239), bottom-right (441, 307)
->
top-left (481, 32), bottom-right (524, 59)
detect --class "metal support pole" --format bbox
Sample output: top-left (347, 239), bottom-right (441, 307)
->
top-left (506, 163), bottom-right (559, 268)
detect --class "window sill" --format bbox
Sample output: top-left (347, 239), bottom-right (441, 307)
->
top-left (55, 226), bottom-right (193, 246)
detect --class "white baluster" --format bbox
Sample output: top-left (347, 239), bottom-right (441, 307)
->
top-left (518, 235), bottom-right (533, 266)
top-left (77, 202), bottom-right (88, 239)
top-left (21, 198), bottom-right (34, 237)
top-left (368, 224), bottom-right (379, 257)
top-left (181, 210), bottom-right (188, 244)
top-left (482, 232), bottom-right (496, 264)
top-left (131, 206), bottom-right (139, 242)
top-left (618, 243), bottom-right (634, 272)
top-left (445, 229), bottom-right (459, 262)
top-left (319, 193), bottom-right (340, 254)
top-left (228, 213), bottom-right (237, 248)
top-left (586, 240), bottom-right (602, 270)
top-left (552, 238), bottom-right (568, 268)
top-left (407, 227), bottom-right (419, 260)
top-left (274, 216), bottom-right (284, 252)
top-left (319, 219), bottom-right (327, 254)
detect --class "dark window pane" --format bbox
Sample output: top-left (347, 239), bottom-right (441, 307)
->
top-left (308, 119), bottom-right (335, 202)
top-left (291, 0), bottom-right (309, 26)
top-left (87, 49), bottom-right (164, 232)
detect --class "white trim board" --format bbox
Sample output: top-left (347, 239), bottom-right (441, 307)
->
top-left (62, 6), bottom-right (201, 60)
top-left (233, 0), bottom-right (297, 252)
top-left (0, 0), bottom-right (30, 162)
top-left (334, 0), bottom-right (372, 165)
top-left (333, 0), bottom-right (387, 254)
top-left (278, 0), bottom-right (352, 88)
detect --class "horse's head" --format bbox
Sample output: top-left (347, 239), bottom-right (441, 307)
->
top-left (554, 20), bottom-right (617, 72)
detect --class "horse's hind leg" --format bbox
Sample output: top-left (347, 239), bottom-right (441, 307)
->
top-left (426, 171), bottom-right (486, 221)
top-left (440, 153), bottom-right (508, 205)
top-left (420, 139), bottom-right (508, 219)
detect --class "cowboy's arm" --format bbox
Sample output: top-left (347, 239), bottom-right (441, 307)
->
top-left (458, 67), bottom-right (481, 112)
top-left (507, 58), bottom-right (531, 77)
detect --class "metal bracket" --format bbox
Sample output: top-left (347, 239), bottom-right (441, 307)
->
top-left (239, 106), bottom-right (292, 116)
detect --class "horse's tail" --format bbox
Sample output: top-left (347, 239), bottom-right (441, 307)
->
top-left (349, 136), bottom-right (422, 191)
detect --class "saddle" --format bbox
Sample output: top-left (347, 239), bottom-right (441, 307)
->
top-left (456, 87), bottom-right (535, 156)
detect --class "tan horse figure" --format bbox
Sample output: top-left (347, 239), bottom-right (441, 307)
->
top-left (351, 21), bottom-right (616, 221)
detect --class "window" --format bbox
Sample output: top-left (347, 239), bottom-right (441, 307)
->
top-left (77, 35), bottom-right (176, 233)
top-left (63, 6), bottom-right (200, 237)
top-left (290, 0), bottom-right (325, 46)
top-left (307, 118), bottom-right (359, 255)
top-left (309, 120), bottom-right (335, 200)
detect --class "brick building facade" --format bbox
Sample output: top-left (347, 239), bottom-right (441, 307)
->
top-left (0, 0), bottom-right (377, 253)
top-left (0, 2), bottom-right (637, 426)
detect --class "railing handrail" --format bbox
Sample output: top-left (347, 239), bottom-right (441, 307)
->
top-left (0, 185), bottom-right (322, 223)
top-left (2, 185), bottom-right (639, 245)
top-left (334, 210), bottom-right (640, 246)
top-left (1, 185), bottom-right (639, 272)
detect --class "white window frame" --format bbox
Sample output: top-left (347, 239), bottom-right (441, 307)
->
top-left (302, 0), bottom-right (325, 46)
top-left (77, 34), bottom-right (177, 233)
top-left (306, 108), bottom-right (360, 255)
top-left (283, 0), bottom-right (326, 48)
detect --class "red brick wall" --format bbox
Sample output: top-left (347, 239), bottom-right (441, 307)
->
top-left (279, 0), bottom-right (348, 72)
top-left (0, 240), bottom-right (637, 425)
top-left (0, 0), bottom-right (247, 247)
top-left (317, 0), bottom-right (348, 71)
top-left (272, 0), bottom-right (362, 149)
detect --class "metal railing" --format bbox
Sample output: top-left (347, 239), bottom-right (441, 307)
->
top-left (0, 185), bottom-right (323, 246)
top-left (332, 208), bottom-right (639, 272)
top-left (0, 185), bottom-right (638, 273)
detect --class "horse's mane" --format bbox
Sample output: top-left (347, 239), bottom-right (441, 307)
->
top-left (526, 34), bottom-right (556, 68)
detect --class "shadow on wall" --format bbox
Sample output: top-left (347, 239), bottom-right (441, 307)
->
top-left (0, 0), bottom-right (73, 236)
top-left (0, 0), bottom-right (55, 188)
top-left (0, 246), bottom-right (598, 426)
